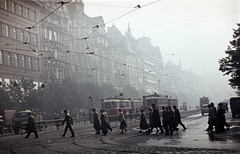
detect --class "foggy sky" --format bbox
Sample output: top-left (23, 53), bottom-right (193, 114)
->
top-left (84, 0), bottom-right (240, 101)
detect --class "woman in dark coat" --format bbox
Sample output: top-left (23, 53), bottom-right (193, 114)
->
top-left (118, 108), bottom-right (127, 134)
top-left (148, 104), bottom-right (164, 133)
top-left (139, 109), bottom-right (149, 133)
top-left (100, 109), bottom-right (108, 135)
top-left (93, 109), bottom-right (100, 134)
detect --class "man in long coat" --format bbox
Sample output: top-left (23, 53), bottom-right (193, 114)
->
top-left (162, 106), bottom-right (169, 135)
top-left (217, 103), bottom-right (230, 131)
top-left (148, 107), bottom-right (153, 130)
top-left (25, 112), bottom-right (38, 139)
top-left (148, 104), bottom-right (164, 133)
top-left (173, 105), bottom-right (186, 131)
top-left (93, 109), bottom-right (100, 134)
top-left (206, 104), bottom-right (218, 132)
top-left (61, 110), bottom-right (75, 137)
top-left (167, 106), bottom-right (177, 134)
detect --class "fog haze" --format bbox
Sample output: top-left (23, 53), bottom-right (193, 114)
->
top-left (85, 0), bottom-right (240, 102)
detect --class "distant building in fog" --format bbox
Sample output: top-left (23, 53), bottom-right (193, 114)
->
top-left (0, 0), bottom-right (204, 105)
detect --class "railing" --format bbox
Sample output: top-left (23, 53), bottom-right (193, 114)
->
top-left (20, 116), bottom-right (88, 135)
top-left (20, 110), bottom-right (199, 135)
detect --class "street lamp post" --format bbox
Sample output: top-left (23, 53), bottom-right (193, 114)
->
top-left (88, 96), bottom-right (93, 123)
top-left (120, 93), bottom-right (123, 109)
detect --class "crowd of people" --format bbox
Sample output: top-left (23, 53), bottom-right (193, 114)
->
top-left (92, 104), bottom-right (186, 136)
top-left (206, 102), bottom-right (230, 133)
top-left (23, 102), bottom-right (230, 139)
top-left (139, 104), bottom-right (186, 135)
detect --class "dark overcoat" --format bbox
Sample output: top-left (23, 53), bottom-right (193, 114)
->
top-left (93, 112), bottom-right (100, 130)
top-left (140, 113), bottom-right (149, 130)
top-left (167, 109), bottom-right (176, 128)
top-left (100, 113), bottom-right (107, 130)
top-left (26, 115), bottom-right (36, 133)
top-left (151, 108), bottom-right (161, 128)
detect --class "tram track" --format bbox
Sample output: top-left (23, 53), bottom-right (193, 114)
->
top-left (4, 110), bottom-right (200, 154)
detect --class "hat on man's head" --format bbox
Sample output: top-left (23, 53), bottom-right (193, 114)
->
top-left (63, 110), bottom-right (67, 113)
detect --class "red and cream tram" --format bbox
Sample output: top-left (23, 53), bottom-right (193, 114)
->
top-left (131, 99), bottom-right (143, 113)
top-left (143, 93), bottom-right (178, 111)
top-left (101, 97), bottom-right (131, 116)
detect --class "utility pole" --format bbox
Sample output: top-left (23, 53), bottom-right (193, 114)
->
top-left (48, 57), bottom-right (54, 95)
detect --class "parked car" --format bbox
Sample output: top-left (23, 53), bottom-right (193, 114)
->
top-left (230, 97), bottom-right (240, 118)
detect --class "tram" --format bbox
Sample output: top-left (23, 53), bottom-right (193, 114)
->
top-left (101, 97), bottom-right (132, 116)
top-left (131, 99), bottom-right (143, 113)
top-left (142, 93), bottom-right (178, 111)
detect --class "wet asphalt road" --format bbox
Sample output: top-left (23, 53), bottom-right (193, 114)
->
top-left (0, 112), bottom-right (240, 154)
top-left (116, 112), bottom-right (240, 150)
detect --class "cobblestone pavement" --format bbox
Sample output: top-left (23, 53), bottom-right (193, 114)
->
top-left (0, 114), bottom-right (240, 154)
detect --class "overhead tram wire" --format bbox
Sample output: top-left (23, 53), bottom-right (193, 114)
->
top-left (25, 1), bottom-right (71, 30)
top-left (1, 8), bottom-right (238, 48)
top-left (81, 9), bottom-right (239, 57)
top-left (171, 17), bottom-right (240, 56)
top-left (8, 8), bottom-right (236, 30)
top-left (82, 0), bottom-right (162, 46)
top-left (0, 3), bottom-right (235, 82)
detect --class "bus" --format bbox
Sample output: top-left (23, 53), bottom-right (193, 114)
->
top-left (142, 93), bottom-right (178, 112)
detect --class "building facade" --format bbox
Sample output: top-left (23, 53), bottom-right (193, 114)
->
top-left (0, 0), bottom-right (206, 106)
top-left (0, 0), bottom-right (41, 84)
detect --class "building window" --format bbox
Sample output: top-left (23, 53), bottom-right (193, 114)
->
top-left (22, 55), bottom-right (25, 68)
top-left (49, 30), bottom-right (52, 40)
top-left (12, 2), bottom-right (15, 13)
top-left (54, 50), bottom-right (58, 59)
top-left (7, 53), bottom-right (11, 65)
top-left (4, 1), bottom-right (8, 10)
top-left (13, 28), bottom-right (16, 39)
top-left (44, 28), bottom-right (47, 39)
top-left (26, 8), bottom-right (28, 18)
top-left (53, 32), bottom-right (57, 41)
top-left (19, 5), bottom-right (22, 15)
top-left (28, 57), bottom-right (31, 69)
top-left (0, 51), bottom-right (2, 64)
top-left (6, 25), bottom-right (9, 37)
top-left (33, 11), bottom-right (36, 21)
top-left (15, 54), bottom-right (18, 67)
top-left (20, 31), bottom-right (23, 41)
top-left (27, 32), bottom-right (30, 42)
top-left (36, 59), bottom-right (38, 70)
top-left (33, 34), bottom-right (36, 45)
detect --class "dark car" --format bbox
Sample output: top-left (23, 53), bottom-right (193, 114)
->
top-left (230, 97), bottom-right (240, 118)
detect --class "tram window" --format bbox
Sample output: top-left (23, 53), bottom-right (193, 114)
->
top-left (162, 100), bottom-right (167, 105)
top-left (105, 102), bottom-right (111, 109)
top-left (112, 102), bottom-right (116, 108)
top-left (146, 100), bottom-right (152, 106)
